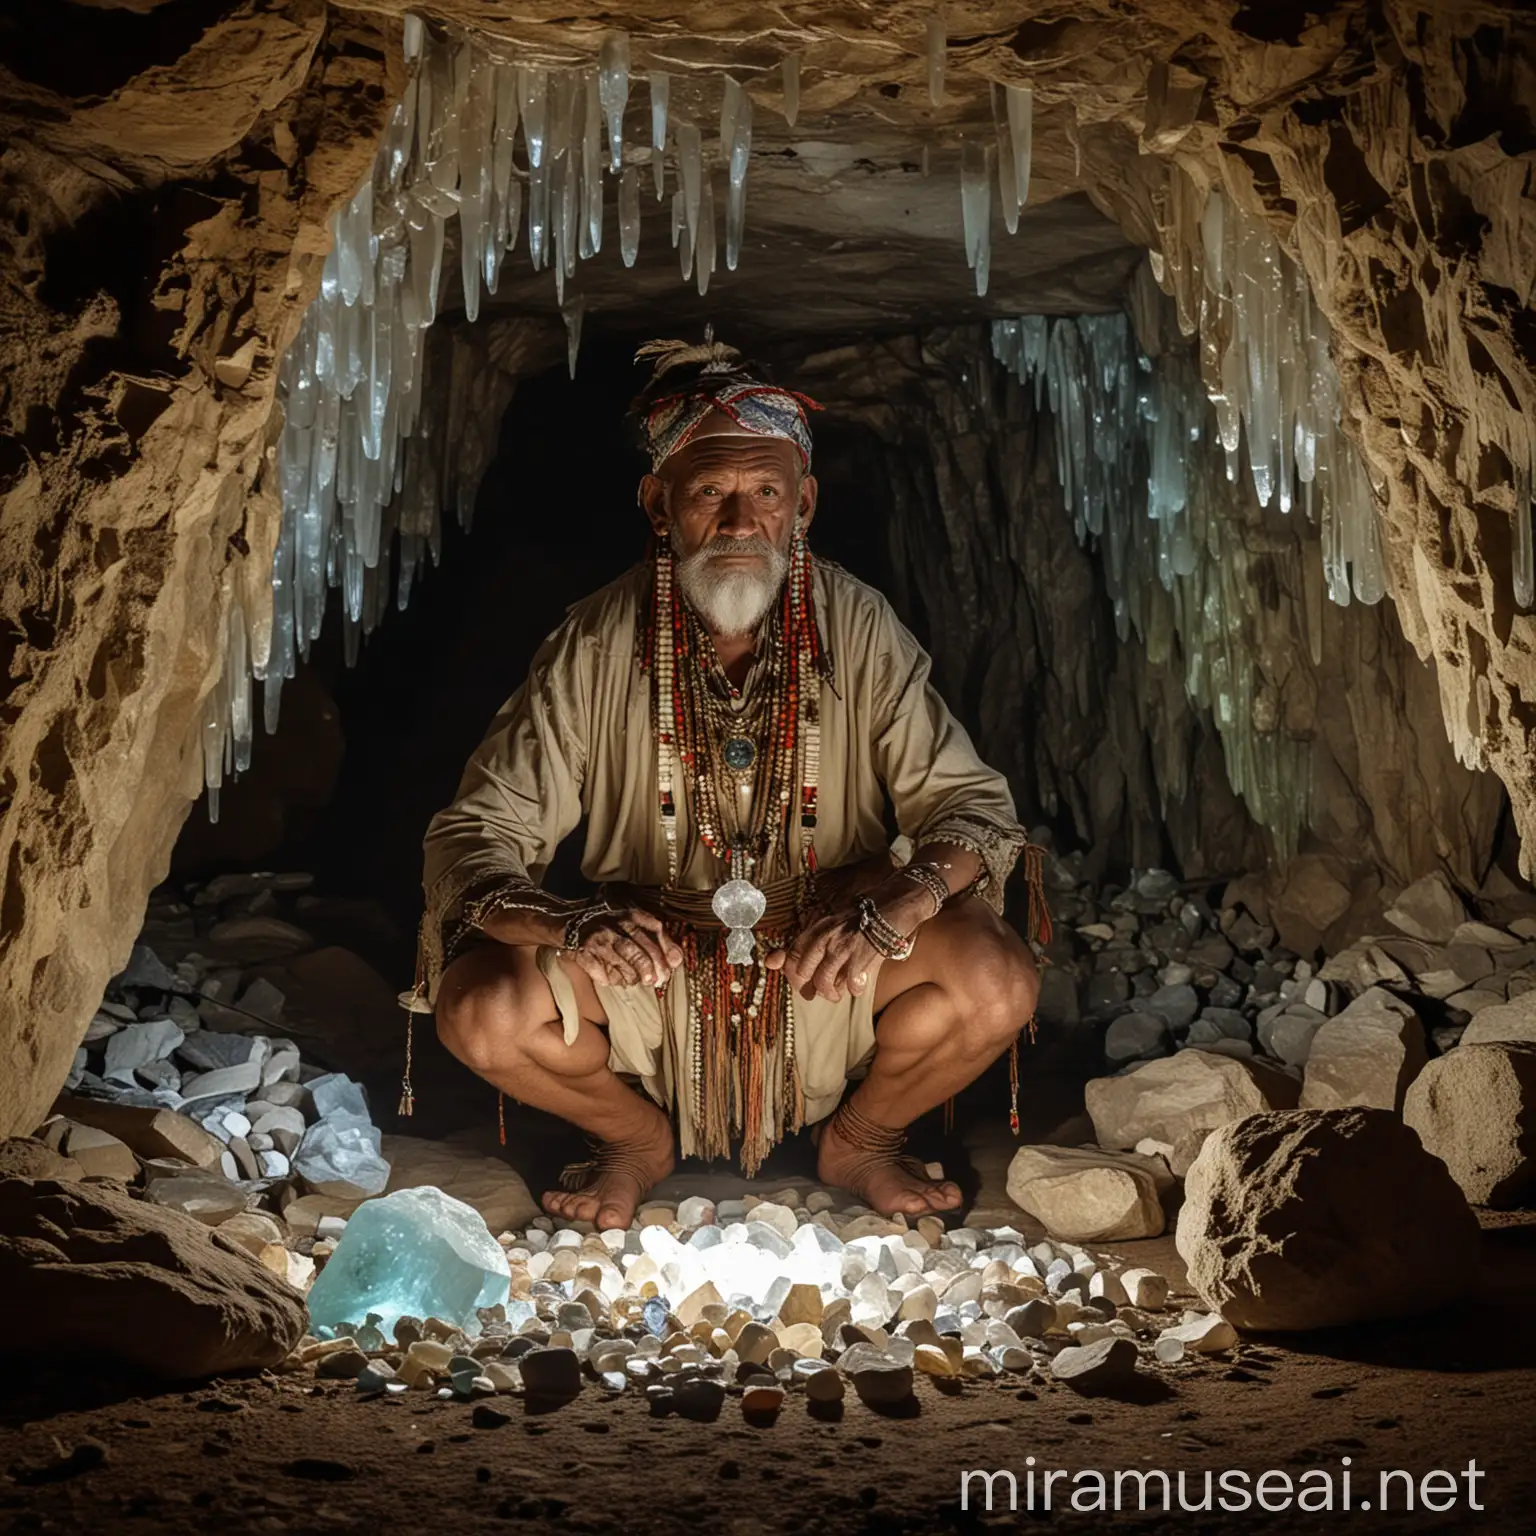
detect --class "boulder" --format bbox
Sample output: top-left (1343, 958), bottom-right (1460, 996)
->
top-left (1005, 1145), bottom-right (1169, 1241)
top-left (1298, 987), bottom-right (1426, 1113)
top-left (61, 1124), bottom-right (139, 1181)
top-left (141, 1170), bottom-right (250, 1225)
top-left (1403, 1043), bottom-right (1536, 1207)
top-left (1460, 990), bottom-right (1536, 1047)
top-left (1268, 854), bottom-right (1353, 957)
top-left (1383, 872), bottom-right (1468, 945)
top-left (1175, 1108), bottom-right (1479, 1330)
top-left (1085, 1050), bottom-right (1299, 1151)
top-left (380, 1135), bottom-right (538, 1234)
top-left (1103, 1012), bottom-right (1169, 1062)
top-left (0, 1177), bottom-right (306, 1378)
top-left (51, 1095), bottom-right (226, 1168)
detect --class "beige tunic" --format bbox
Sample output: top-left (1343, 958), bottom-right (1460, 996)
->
top-left (420, 557), bottom-right (1025, 1154)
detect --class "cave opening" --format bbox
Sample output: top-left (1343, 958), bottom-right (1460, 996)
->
top-left (6, 5), bottom-right (1536, 1522)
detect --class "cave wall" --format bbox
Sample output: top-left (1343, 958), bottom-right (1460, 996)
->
top-left (0, 4), bottom-right (403, 1136)
top-left (1, 0), bottom-right (1533, 1136)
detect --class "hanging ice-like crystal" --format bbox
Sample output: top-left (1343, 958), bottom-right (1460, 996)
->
top-left (598, 31), bottom-right (630, 173)
top-left (677, 120), bottom-right (702, 237)
top-left (255, 23), bottom-right (773, 822)
top-left (581, 69), bottom-right (603, 258)
top-left (926, 14), bottom-right (945, 106)
top-left (519, 66), bottom-right (549, 168)
top-left (960, 140), bottom-right (991, 297)
top-left (720, 75), bottom-right (742, 165)
top-left (782, 54), bottom-right (800, 127)
top-left (724, 78), bottom-right (752, 271)
top-left (991, 303), bottom-right (1321, 855)
top-left (991, 85), bottom-right (1019, 236)
top-left (651, 70), bottom-right (670, 200)
top-left (563, 294), bottom-right (585, 379)
top-left (1005, 84), bottom-right (1032, 210)
top-left (696, 173), bottom-right (717, 297)
top-left (619, 165), bottom-right (641, 266)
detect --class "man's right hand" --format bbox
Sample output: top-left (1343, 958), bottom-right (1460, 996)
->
top-left (568, 906), bottom-right (683, 989)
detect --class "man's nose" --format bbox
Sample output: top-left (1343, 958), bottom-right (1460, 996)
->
top-left (716, 493), bottom-right (757, 533)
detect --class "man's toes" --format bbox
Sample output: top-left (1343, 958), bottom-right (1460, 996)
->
top-left (595, 1199), bottom-right (632, 1230)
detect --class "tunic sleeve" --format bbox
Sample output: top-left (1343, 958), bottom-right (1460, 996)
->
top-left (869, 596), bottom-right (1026, 913)
top-left (417, 620), bottom-right (592, 1000)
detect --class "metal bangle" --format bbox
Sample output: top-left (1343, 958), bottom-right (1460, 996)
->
top-left (897, 861), bottom-right (950, 917)
top-left (856, 895), bottom-right (915, 962)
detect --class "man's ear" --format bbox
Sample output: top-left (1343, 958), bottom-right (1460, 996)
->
top-left (639, 473), bottom-right (669, 537)
top-left (797, 472), bottom-right (819, 535)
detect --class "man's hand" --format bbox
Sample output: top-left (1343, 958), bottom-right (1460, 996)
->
top-left (569, 906), bottom-right (684, 989)
top-left (764, 880), bottom-right (933, 1003)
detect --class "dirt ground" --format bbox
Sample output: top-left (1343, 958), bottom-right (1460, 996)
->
top-left (4, 1207), bottom-right (1533, 1536)
top-left (6, 1061), bottom-right (1535, 1536)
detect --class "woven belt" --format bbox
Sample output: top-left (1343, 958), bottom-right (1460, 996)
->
top-left (652, 879), bottom-right (803, 933)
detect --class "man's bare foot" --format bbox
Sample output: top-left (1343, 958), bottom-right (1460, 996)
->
top-left (813, 1113), bottom-right (963, 1217)
top-left (541, 1106), bottom-right (675, 1230)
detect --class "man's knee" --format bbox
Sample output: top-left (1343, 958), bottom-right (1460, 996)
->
top-left (954, 925), bottom-right (1039, 1049)
top-left (435, 955), bottom-right (541, 1077)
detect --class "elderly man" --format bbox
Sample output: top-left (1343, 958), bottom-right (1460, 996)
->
top-left (416, 337), bottom-right (1040, 1227)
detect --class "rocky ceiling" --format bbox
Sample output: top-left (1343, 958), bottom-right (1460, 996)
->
top-left (1, 0), bottom-right (1533, 1137)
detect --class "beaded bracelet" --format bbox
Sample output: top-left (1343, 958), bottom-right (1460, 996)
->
top-left (856, 895), bottom-right (916, 961)
top-left (897, 860), bottom-right (951, 917)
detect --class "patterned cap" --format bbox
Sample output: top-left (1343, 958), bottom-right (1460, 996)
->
top-left (634, 336), bottom-right (821, 471)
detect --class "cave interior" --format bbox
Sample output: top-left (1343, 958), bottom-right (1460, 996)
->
top-left (3, 1), bottom-right (1536, 1526)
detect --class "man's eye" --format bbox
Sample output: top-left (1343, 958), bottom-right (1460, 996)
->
top-left (757, 486), bottom-right (779, 498)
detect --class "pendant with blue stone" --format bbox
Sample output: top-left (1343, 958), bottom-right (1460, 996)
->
top-left (722, 736), bottom-right (757, 772)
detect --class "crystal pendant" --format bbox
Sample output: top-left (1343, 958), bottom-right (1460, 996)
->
top-left (712, 877), bottom-right (766, 967)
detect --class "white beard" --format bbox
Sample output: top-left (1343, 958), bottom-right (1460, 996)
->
top-left (674, 533), bottom-right (790, 638)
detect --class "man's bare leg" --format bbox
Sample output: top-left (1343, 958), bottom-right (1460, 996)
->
top-left (814, 895), bottom-right (1039, 1217)
top-left (435, 943), bottom-right (674, 1229)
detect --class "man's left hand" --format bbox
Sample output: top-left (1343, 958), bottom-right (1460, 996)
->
top-left (764, 880), bottom-right (933, 1003)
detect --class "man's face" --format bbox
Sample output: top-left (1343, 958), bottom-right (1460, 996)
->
top-left (641, 428), bottom-right (818, 637)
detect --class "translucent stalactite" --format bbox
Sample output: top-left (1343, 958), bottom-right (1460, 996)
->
top-left (992, 306), bottom-right (1317, 856)
top-left (960, 140), bottom-right (991, 297)
top-left (724, 78), bottom-right (752, 271)
top-left (252, 22), bottom-right (780, 817)
top-left (563, 294), bottom-right (585, 379)
top-left (517, 65), bottom-right (548, 168)
top-left (720, 75), bottom-right (741, 166)
top-left (991, 85), bottom-right (1019, 236)
top-left (678, 120), bottom-right (702, 236)
top-left (598, 31), bottom-right (630, 173)
top-left (581, 69), bottom-right (603, 259)
top-left (697, 173), bottom-right (717, 297)
top-left (1005, 84), bottom-right (1032, 210)
top-left (1149, 178), bottom-right (1387, 609)
top-left (926, 14), bottom-right (945, 106)
top-left (782, 54), bottom-right (800, 127)
top-left (651, 70), bottom-right (670, 200)
top-left (619, 165), bottom-right (641, 266)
